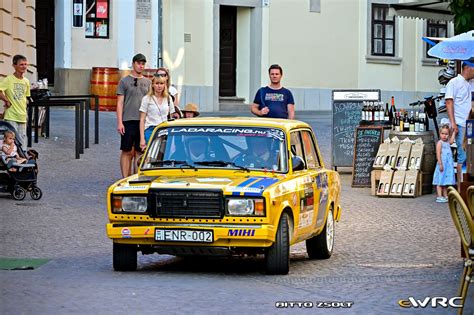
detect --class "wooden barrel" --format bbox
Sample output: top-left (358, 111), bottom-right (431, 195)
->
top-left (90, 67), bottom-right (120, 111)
top-left (389, 131), bottom-right (436, 195)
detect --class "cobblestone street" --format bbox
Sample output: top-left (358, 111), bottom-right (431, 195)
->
top-left (0, 109), bottom-right (472, 314)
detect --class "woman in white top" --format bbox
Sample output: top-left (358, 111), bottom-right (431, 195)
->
top-left (139, 76), bottom-right (177, 150)
top-left (155, 67), bottom-right (181, 116)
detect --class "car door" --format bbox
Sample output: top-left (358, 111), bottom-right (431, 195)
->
top-left (289, 130), bottom-right (317, 241)
top-left (300, 129), bottom-right (329, 232)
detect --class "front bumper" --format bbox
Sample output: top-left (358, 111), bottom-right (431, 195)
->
top-left (106, 223), bottom-right (277, 248)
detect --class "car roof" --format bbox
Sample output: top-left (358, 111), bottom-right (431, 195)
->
top-left (164, 117), bottom-right (311, 133)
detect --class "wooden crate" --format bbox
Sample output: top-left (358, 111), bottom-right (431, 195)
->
top-left (371, 169), bottom-right (425, 197)
top-left (371, 169), bottom-right (382, 196)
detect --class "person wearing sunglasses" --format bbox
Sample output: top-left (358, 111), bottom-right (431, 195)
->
top-left (116, 53), bottom-right (151, 177)
top-left (155, 68), bottom-right (180, 115)
top-left (139, 75), bottom-right (179, 151)
top-left (250, 64), bottom-right (295, 119)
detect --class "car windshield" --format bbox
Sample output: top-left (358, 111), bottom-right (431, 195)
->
top-left (141, 126), bottom-right (288, 172)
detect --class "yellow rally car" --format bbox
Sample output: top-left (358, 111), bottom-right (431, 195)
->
top-left (106, 117), bottom-right (342, 274)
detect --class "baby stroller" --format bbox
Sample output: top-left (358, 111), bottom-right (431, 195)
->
top-left (0, 121), bottom-right (42, 200)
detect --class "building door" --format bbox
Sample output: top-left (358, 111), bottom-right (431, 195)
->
top-left (35, 0), bottom-right (55, 84)
top-left (219, 5), bottom-right (237, 97)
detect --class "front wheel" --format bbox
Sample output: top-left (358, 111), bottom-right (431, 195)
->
top-left (265, 213), bottom-right (290, 275)
top-left (30, 186), bottom-right (43, 200)
top-left (12, 186), bottom-right (26, 200)
top-left (306, 208), bottom-right (335, 259)
top-left (113, 243), bottom-right (137, 271)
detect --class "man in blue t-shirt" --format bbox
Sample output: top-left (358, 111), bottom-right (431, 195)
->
top-left (250, 64), bottom-right (295, 119)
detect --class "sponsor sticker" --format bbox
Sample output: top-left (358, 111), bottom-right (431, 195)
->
top-left (228, 187), bottom-right (262, 193)
top-left (114, 185), bottom-right (148, 192)
top-left (121, 228), bottom-right (131, 238)
top-left (298, 212), bottom-right (313, 228)
top-left (196, 178), bottom-right (231, 182)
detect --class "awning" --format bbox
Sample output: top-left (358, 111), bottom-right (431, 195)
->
top-left (389, 0), bottom-right (453, 22)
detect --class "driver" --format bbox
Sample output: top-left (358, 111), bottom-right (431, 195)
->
top-left (240, 136), bottom-right (276, 169)
top-left (184, 136), bottom-right (210, 162)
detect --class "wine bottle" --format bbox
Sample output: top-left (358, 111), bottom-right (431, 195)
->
top-left (374, 102), bottom-right (379, 121)
top-left (361, 101), bottom-right (366, 121)
top-left (392, 112), bottom-right (398, 130)
top-left (419, 111), bottom-right (425, 132)
top-left (403, 112), bottom-right (409, 132)
top-left (379, 102), bottom-right (384, 122)
top-left (409, 111), bottom-right (415, 132)
top-left (399, 111), bottom-right (404, 131)
top-left (370, 102), bottom-right (375, 122)
top-left (384, 102), bottom-right (390, 123)
top-left (414, 111), bottom-right (420, 132)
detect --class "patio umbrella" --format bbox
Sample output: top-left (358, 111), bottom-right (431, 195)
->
top-left (428, 30), bottom-right (474, 60)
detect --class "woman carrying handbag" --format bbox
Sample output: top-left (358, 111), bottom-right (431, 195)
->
top-left (139, 75), bottom-right (179, 151)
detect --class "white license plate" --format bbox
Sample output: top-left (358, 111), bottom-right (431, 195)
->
top-left (155, 229), bottom-right (214, 243)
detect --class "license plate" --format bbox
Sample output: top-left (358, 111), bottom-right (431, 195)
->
top-left (155, 229), bottom-right (213, 243)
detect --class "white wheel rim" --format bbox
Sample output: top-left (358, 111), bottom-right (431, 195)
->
top-left (326, 211), bottom-right (334, 252)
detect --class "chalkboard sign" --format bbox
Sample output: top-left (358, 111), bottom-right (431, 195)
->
top-left (332, 90), bottom-right (380, 168)
top-left (351, 126), bottom-right (383, 187)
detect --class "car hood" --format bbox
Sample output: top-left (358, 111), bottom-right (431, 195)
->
top-left (116, 175), bottom-right (281, 197)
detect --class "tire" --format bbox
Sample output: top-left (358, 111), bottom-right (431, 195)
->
top-left (30, 186), bottom-right (43, 200)
top-left (113, 243), bottom-right (137, 271)
top-left (12, 186), bottom-right (26, 201)
top-left (265, 213), bottom-right (290, 275)
top-left (306, 208), bottom-right (335, 259)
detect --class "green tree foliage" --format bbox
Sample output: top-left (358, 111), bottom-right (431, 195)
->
top-left (449, 0), bottom-right (474, 34)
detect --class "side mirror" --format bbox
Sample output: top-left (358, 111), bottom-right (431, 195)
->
top-left (291, 156), bottom-right (305, 172)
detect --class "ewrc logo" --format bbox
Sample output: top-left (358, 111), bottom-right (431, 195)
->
top-left (228, 229), bottom-right (256, 236)
top-left (398, 297), bottom-right (463, 308)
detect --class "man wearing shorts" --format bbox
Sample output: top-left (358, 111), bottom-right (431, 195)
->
top-left (116, 53), bottom-right (151, 177)
top-left (445, 57), bottom-right (474, 187)
top-left (0, 55), bottom-right (30, 147)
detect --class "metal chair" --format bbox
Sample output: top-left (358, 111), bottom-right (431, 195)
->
top-left (448, 188), bottom-right (474, 314)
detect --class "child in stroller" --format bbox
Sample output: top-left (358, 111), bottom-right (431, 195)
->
top-left (0, 121), bottom-right (42, 200)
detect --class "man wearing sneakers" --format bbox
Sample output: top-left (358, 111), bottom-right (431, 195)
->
top-left (116, 53), bottom-right (151, 177)
top-left (250, 64), bottom-right (295, 119)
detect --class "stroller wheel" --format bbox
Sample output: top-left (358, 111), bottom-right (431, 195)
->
top-left (12, 186), bottom-right (26, 200)
top-left (30, 186), bottom-right (43, 200)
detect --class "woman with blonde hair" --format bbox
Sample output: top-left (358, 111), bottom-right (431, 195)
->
top-left (155, 67), bottom-right (181, 116)
top-left (139, 76), bottom-right (177, 150)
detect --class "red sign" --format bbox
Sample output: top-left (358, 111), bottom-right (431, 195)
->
top-left (96, 0), bottom-right (108, 18)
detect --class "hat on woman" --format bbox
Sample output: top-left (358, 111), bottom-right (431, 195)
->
top-left (182, 103), bottom-right (200, 117)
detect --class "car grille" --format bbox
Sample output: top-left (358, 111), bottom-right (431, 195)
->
top-left (148, 189), bottom-right (224, 218)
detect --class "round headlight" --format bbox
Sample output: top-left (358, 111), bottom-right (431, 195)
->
top-left (227, 199), bottom-right (254, 215)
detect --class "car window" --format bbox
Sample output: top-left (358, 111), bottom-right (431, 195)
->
top-left (141, 126), bottom-right (288, 172)
top-left (290, 131), bottom-right (305, 169)
top-left (301, 130), bottom-right (321, 169)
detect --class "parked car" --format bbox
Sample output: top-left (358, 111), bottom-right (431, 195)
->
top-left (106, 117), bottom-right (342, 274)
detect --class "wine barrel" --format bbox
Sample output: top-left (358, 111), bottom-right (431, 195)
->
top-left (389, 130), bottom-right (436, 195)
top-left (90, 67), bottom-right (120, 111)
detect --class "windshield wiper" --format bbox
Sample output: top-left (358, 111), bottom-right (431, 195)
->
top-left (194, 160), bottom-right (250, 172)
top-left (149, 159), bottom-right (197, 170)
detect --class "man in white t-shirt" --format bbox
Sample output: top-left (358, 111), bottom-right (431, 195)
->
top-left (445, 58), bottom-right (474, 185)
